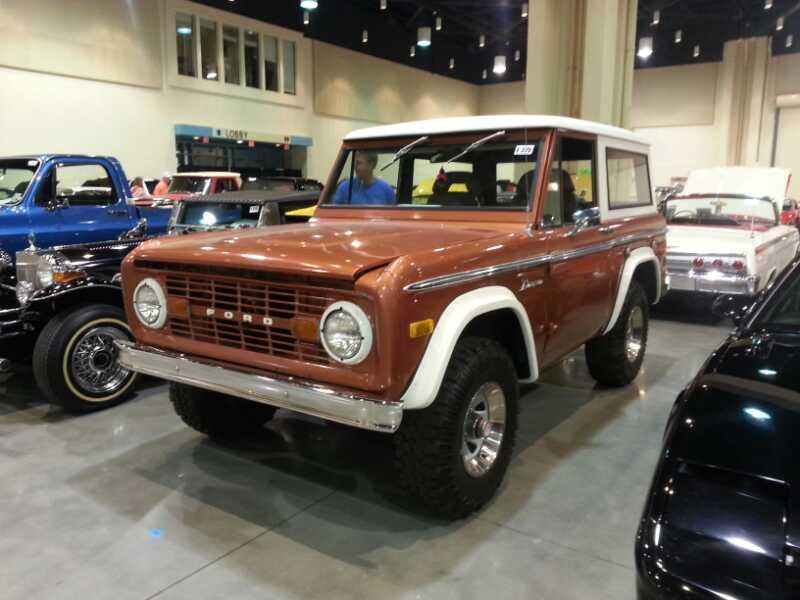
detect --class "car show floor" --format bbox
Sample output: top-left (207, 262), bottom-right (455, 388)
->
top-left (0, 308), bottom-right (730, 600)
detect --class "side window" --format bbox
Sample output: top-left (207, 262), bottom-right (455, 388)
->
top-left (38, 163), bottom-right (116, 207)
top-left (218, 178), bottom-right (237, 193)
top-left (542, 137), bottom-right (597, 228)
top-left (606, 149), bottom-right (652, 209)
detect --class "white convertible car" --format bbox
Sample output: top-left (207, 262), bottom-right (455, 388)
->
top-left (665, 167), bottom-right (799, 297)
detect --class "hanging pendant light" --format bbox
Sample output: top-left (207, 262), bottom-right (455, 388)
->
top-left (435, 16), bottom-right (442, 31)
top-left (493, 55), bottom-right (507, 75)
top-left (417, 26), bottom-right (432, 47)
top-left (410, 45), bottom-right (416, 57)
top-left (765, 0), bottom-right (773, 9)
top-left (299, 0), bottom-right (318, 9)
top-left (380, 0), bottom-right (387, 9)
top-left (362, 29), bottom-right (368, 43)
top-left (482, 68), bottom-right (488, 80)
top-left (788, 34), bottom-right (795, 48)
top-left (514, 49), bottom-right (521, 62)
top-left (674, 29), bottom-right (682, 43)
top-left (693, 45), bottom-right (701, 58)
top-left (637, 37), bottom-right (653, 59)
top-left (777, 16), bottom-right (785, 31)
top-left (521, 3), bottom-right (528, 18)
top-left (303, 11), bottom-right (310, 25)
top-left (479, 34), bottom-right (486, 48)
top-left (652, 9), bottom-right (660, 26)
top-left (449, 57), bottom-right (455, 70)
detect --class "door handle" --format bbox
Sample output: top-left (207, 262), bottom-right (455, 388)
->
top-left (107, 208), bottom-right (128, 216)
top-left (598, 226), bottom-right (614, 234)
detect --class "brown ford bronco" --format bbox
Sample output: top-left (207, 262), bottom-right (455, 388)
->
top-left (117, 116), bottom-right (666, 518)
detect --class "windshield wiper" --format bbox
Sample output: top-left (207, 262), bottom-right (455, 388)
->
top-left (380, 136), bottom-right (430, 172)
top-left (445, 130), bottom-right (506, 165)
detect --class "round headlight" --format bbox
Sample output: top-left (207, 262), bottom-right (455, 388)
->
top-left (133, 278), bottom-right (167, 329)
top-left (320, 301), bottom-right (372, 364)
top-left (37, 264), bottom-right (54, 287)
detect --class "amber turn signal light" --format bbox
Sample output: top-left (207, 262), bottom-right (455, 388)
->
top-left (53, 271), bottom-right (86, 285)
top-left (409, 319), bottom-right (435, 339)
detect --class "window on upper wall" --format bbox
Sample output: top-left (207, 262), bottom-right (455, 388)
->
top-left (607, 149), bottom-right (652, 209)
top-left (542, 137), bottom-right (597, 228)
top-left (200, 19), bottom-right (218, 81)
top-left (176, 13), bottom-right (196, 77)
top-left (283, 40), bottom-right (296, 95)
top-left (264, 35), bottom-right (279, 91)
top-left (223, 26), bottom-right (240, 85)
top-left (244, 30), bottom-right (260, 88)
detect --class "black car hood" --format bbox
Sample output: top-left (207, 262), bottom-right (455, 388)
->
top-left (54, 237), bottom-right (146, 271)
top-left (713, 331), bottom-right (800, 394)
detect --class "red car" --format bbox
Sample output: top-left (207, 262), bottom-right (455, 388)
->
top-left (781, 198), bottom-right (800, 229)
top-left (135, 172), bottom-right (240, 206)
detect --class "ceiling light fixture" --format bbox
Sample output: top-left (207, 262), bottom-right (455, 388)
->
top-left (449, 57), bottom-right (455, 69)
top-left (765, 0), bottom-right (773, 8)
top-left (637, 36), bottom-right (653, 59)
top-left (410, 44), bottom-right (416, 57)
top-left (674, 29), bottom-right (682, 43)
top-left (482, 68), bottom-right (487, 80)
top-left (514, 49), bottom-right (521, 61)
top-left (177, 26), bottom-right (192, 35)
top-left (417, 26), bottom-right (432, 47)
top-left (299, 0), bottom-right (318, 9)
top-left (693, 44), bottom-right (700, 58)
top-left (479, 34), bottom-right (486, 48)
top-left (206, 70), bottom-right (218, 80)
top-left (362, 29), bottom-right (368, 43)
top-left (493, 55), bottom-right (507, 75)
top-left (436, 16), bottom-right (442, 31)
top-left (380, 0), bottom-right (387, 9)
top-left (652, 9), bottom-right (660, 26)
top-left (788, 34), bottom-right (795, 48)
top-left (521, 3), bottom-right (528, 18)
top-left (303, 10), bottom-right (310, 25)
top-left (777, 16), bottom-right (785, 31)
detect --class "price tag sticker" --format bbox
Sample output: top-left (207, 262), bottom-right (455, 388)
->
top-left (514, 144), bottom-right (536, 156)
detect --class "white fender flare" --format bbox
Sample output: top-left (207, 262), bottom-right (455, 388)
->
top-left (603, 246), bottom-right (661, 335)
top-left (400, 286), bottom-right (538, 410)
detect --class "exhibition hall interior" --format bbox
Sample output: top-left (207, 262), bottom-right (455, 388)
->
top-left (2, 0), bottom-right (800, 598)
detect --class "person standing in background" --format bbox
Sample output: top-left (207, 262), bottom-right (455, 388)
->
top-left (153, 173), bottom-right (171, 196)
top-left (130, 177), bottom-right (147, 198)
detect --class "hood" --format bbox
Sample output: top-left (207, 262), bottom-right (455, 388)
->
top-left (667, 225), bottom-right (757, 255)
top-left (684, 167), bottom-right (790, 212)
top-left (57, 238), bottom-right (145, 270)
top-left (133, 220), bottom-right (506, 280)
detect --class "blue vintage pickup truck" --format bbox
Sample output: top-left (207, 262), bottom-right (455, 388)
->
top-left (0, 154), bottom-right (170, 256)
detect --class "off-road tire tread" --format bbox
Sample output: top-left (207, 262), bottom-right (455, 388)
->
top-left (33, 303), bottom-right (136, 412)
top-left (394, 337), bottom-right (518, 519)
top-left (170, 382), bottom-right (277, 441)
top-left (585, 281), bottom-right (649, 387)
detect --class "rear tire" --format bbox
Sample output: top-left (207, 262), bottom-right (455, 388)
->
top-left (585, 281), bottom-right (649, 387)
top-left (394, 337), bottom-right (519, 519)
top-left (170, 382), bottom-right (277, 441)
top-left (33, 303), bottom-right (137, 412)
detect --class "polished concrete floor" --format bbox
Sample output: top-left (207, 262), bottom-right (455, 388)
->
top-left (0, 304), bottom-right (730, 600)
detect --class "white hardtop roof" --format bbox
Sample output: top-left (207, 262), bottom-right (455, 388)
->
top-left (173, 171), bottom-right (240, 178)
top-left (683, 167), bottom-right (791, 204)
top-left (344, 115), bottom-right (648, 145)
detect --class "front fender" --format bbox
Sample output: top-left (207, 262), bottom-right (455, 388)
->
top-left (400, 286), bottom-right (537, 410)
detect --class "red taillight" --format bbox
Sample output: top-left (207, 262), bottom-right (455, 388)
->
top-left (712, 259), bottom-right (724, 269)
top-left (732, 260), bottom-right (745, 272)
top-left (692, 257), bottom-right (705, 269)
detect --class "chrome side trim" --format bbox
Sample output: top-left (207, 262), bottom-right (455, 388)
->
top-left (115, 341), bottom-right (403, 433)
top-left (404, 227), bottom-right (666, 292)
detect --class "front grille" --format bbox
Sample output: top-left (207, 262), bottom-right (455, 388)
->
top-left (159, 268), bottom-right (342, 365)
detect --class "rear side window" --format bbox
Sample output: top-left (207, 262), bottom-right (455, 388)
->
top-left (606, 149), bottom-right (652, 209)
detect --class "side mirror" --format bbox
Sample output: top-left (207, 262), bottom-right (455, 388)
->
top-left (119, 218), bottom-right (148, 240)
top-left (711, 294), bottom-right (750, 325)
top-left (567, 215), bottom-right (592, 237)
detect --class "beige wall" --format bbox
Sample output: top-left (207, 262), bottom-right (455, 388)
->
top-left (478, 82), bottom-right (525, 115)
top-left (0, 0), bottom-right (163, 89)
top-left (631, 63), bottom-right (718, 128)
top-left (775, 53), bottom-right (800, 95)
top-left (313, 42), bottom-right (478, 123)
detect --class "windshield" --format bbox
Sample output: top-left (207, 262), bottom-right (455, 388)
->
top-left (322, 135), bottom-right (542, 210)
top-left (754, 271), bottom-right (800, 330)
top-left (0, 159), bottom-right (39, 205)
top-left (168, 177), bottom-right (210, 194)
top-left (241, 177), bottom-right (295, 192)
top-left (666, 194), bottom-right (778, 228)
top-left (177, 202), bottom-right (262, 229)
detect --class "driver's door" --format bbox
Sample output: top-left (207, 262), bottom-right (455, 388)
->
top-left (542, 136), bottom-right (614, 364)
top-left (31, 160), bottom-right (131, 246)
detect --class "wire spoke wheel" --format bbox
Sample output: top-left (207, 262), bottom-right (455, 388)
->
top-left (461, 381), bottom-right (507, 478)
top-left (69, 325), bottom-right (131, 397)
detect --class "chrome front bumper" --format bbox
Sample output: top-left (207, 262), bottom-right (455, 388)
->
top-left (115, 341), bottom-right (402, 433)
top-left (666, 270), bottom-right (759, 296)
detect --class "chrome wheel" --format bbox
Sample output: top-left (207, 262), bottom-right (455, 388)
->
top-left (625, 305), bottom-right (645, 364)
top-left (461, 382), bottom-right (507, 478)
top-left (69, 325), bottom-right (131, 397)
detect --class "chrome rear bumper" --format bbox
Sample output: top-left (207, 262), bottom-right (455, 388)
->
top-left (666, 271), bottom-right (759, 296)
top-left (115, 341), bottom-right (402, 433)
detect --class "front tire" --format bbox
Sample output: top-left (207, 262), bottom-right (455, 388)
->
top-left (33, 303), bottom-right (138, 412)
top-left (585, 281), bottom-right (649, 387)
top-left (170, 383), bottom-right (277, 441)
top-left (394, 337), bottom-right (519, 519)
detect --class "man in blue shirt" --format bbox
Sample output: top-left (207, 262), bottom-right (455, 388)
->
top-left (332, 152), bottom-right (395, 205)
